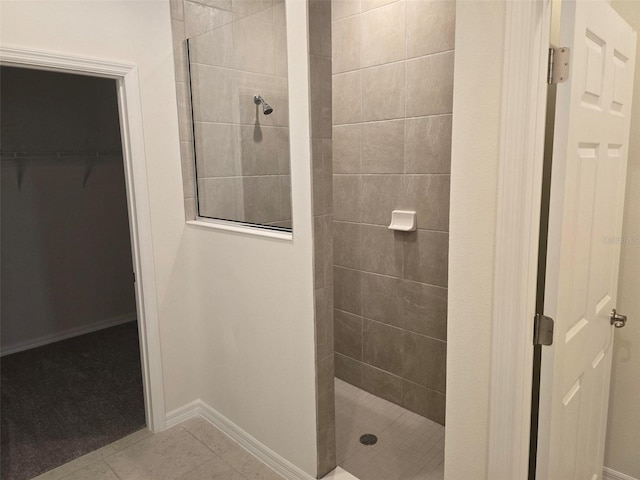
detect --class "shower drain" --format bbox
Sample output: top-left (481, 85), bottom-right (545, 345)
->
top-left (359, 434), bottom-right (378, 446)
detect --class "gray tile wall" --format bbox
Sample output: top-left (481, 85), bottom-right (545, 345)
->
top-left (331, 0), bottom-right (454, 426)
top-left (170, 0), bottom-right (292, 228)
top-left (309, 0), bottom-right (336, 476)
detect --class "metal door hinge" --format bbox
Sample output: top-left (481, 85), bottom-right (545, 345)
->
top-left (548, 47), bottom-right (570, 85)
top-left (534, 314), bottom-right (555, 346)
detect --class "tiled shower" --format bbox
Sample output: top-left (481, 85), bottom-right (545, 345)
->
top-left (332, 0), bottom-right (453, 426)
top-left (170, 0), bottom-right (292, 228)
top-left (169, 0), bottom-right (453, 477)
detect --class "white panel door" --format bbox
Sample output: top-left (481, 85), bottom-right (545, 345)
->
top-left (537, 2), bottom-right (637, 480)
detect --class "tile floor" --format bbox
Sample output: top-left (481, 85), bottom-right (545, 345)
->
top-left (30, 380), bottom-right (444, 480)
top-left (31, 418), bottom-right (285, 480)
top-left (335, 379), bottom-right (445, 480)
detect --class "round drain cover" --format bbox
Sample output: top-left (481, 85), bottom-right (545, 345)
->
top-left (359, 434), bottom-right (378, 446)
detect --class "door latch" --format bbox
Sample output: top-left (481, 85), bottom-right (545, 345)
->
top-left (610, 309), bottom-right (627, 328)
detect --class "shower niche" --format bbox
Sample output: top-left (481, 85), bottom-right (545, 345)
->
top-left (185, 1), bottom-right (292, 231)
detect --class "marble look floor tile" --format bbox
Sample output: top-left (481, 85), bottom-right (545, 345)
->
top-left (109, 428), bottom-right (153, 451)
top-left (178, 455), bottom-right (243, 479)
top-left (335, 379), bottom-right (444, 480)
top-left (181, 417), bottom-right (238, 456)
top-left (104, 426), bottom-right (215, 480)
top-left (59, 461), bottom-right (119, 480)
top-left (216, 442), bottom-right (283, 480)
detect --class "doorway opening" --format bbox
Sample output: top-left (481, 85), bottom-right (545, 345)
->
top-left (0, 66), bottom-right (145, 480)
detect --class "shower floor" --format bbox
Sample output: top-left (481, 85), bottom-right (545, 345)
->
top-left (335, 379), bottom-right (445, 480)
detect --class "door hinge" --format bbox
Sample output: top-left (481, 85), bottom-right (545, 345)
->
top-left (133, 271), bottom-right (136, 284)
top-left (547, 47), bottom-right (571, 85)
top-left (534, 314), bottom-right (555, 346)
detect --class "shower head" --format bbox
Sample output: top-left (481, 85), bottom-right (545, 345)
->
top-left (253, 94), bottom-right (274, 115)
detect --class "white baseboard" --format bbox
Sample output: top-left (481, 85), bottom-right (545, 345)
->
top-left (604, 467), bottom-right (639, 480)
top-left (166, 399), bottom-right (323, 480)
top-left (0, 313), bottom-right (137, 357)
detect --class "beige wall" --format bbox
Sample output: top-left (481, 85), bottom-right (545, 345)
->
top-left (446, 0), bottom-right (506, 477)
top-left (1, 68), bottom-right (135, 353)
top-left (0, 1), bottom-right (320, 476)
top-left (607, 3), bottom-right (640, 478)
top-left (331, 0), bottom-right (454, 426)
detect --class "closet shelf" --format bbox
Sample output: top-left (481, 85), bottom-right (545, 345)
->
top-left (0, 150), bottom-right (122, 159)
top-left (0, 151), bottom-right (123, 189)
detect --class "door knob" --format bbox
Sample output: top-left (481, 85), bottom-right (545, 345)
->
top-left (610, 309), bottom-right (628, 328)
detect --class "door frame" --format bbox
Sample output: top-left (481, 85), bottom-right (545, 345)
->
top-left (0, 46), bottom-right (166, 432)
top-left (485, 1), bottom-right (553, 479)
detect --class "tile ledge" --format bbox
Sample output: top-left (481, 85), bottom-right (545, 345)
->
top-left (186, 218), bottom-right (293, 241)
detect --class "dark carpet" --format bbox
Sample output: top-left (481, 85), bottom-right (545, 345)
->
top-left (1, 321), bottom-right (146, 480)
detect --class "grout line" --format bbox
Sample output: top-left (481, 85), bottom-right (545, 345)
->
top-left (331, 48), bottom-right (455, 77)
top-left (333, 259), bottom-right (449, 285)
top-left (334, 351), bottom-right (447, 396)
top-left (104, 461), bottom-right (122, 480)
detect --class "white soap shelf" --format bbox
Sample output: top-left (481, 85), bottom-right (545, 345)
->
top-left (388, 210), bottom-right (417, 232)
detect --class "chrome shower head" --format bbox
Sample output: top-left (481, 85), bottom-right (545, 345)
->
top-left (254, 94), bottom-right (274, 115)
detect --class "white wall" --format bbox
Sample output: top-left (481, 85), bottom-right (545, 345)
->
top-left (446, 1), bottom-right (506, 478)
top-left (606, 3), bottom-right (640, 478)
top-left (1, 68), bottom-right (136, 353)
top-left (0, 1), bottom-right (319, 476)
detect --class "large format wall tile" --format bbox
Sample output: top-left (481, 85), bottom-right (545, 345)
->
top-left (333, 174), bottom-right (361, 222)
top-left (198, 177), bottom-right (244, 219)
top-left (360, 224), bottom-right (403, 277)
top-left (403, 230), bottom-right (449, 287)
top-left (334, 266), bottom-right (362, 315)
top-left (405, 115), bottom-right (452, 174)
top-left (232, 0), bottom-right (271, 20)
top-left (402, 331), bottom-right (446, 393)
top-left (309, 0), bottom-right (332, 58)
top-left (190, 64), bottom-right (237, 124)
top-left (362, 320), bottom-right (404, 377)
top-left (242, 176), bottom-right (283, 224)
top-left (361, 272), bottom-right (447, 340)
top-left (402, 380), bottom-right (446, 425)
top-left (333, 71), bottom-right (362, 125)
top-left (333, 15), bottom-right (361, 73)
top-left (362, 364), bottom-right (403, 405)
top-left (184, 1), bottom-right (233, 38)
top-left (404, 174), bottom-right (450, 231)
top-left (362, 62), bottom-right (405, 121)
top-left (188, 24), bottom-right (234, 67)
top-left (335, 352), bottom-right (363, 388)
top-left (238, 125), bottom-right (284, 176)
top-left (360, 1), bottom-right (405, 68)
top-left (334, 221), bottom-right (362, 269)
top-left (310, 55), bottom-right (333, 138)
top-left (332, 0), bottom-right (361, 21)
top-left (361, 120), bottom-right (404, 173)
top-left (333, 125), bottom-right (361, 173)
top-left (361, 0), bottom-right (399, 13)
top-left (406, 0), bottom-right (455, 58)
top-left (194, 123), bottom-right (241, 177)
top-left (334, 309), bottom-right (363, 360)
top-left (406, 51), bottom-right (455, 117)
top-left (315, 215), bottom-right (334, 289)
top-left (360, 174), bottom-right (404, 225)
top-left (330, 0), bottom-right (454, 427)
top-left (315, 286), bottom-right (335, 361)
